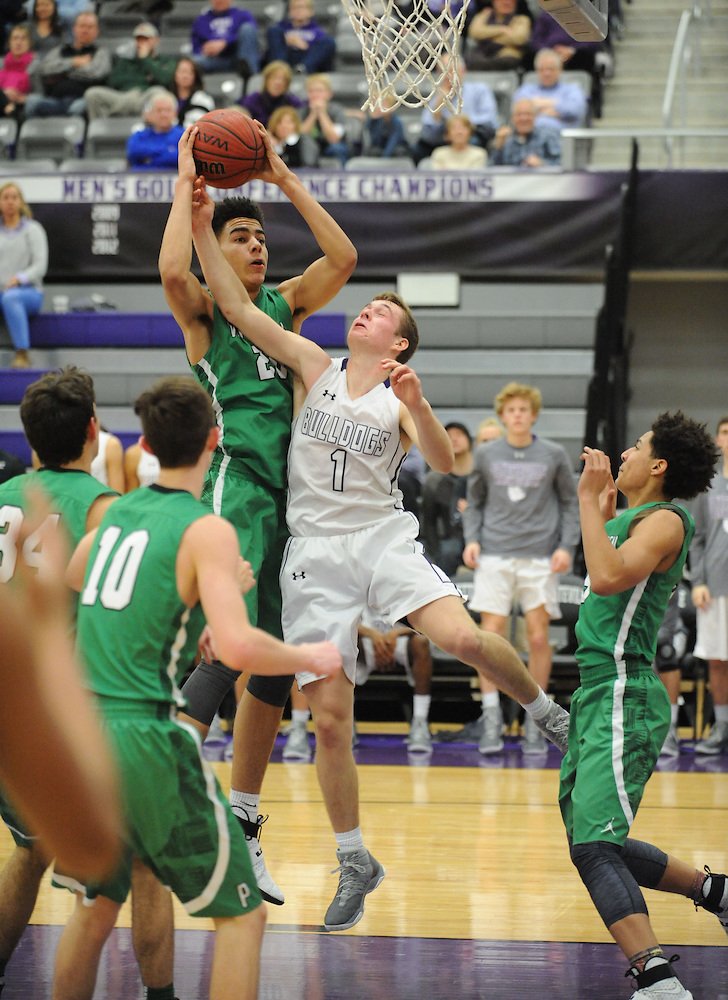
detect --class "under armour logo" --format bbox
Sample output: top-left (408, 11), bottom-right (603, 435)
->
top-left (292, 571), bottom-right (306, 580)
top-left (323, 390), bottom-right (336, 400)
top-left (599, 818), bottom-right (617, 835)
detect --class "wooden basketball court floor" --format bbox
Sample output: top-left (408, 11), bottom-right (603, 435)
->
top-left (2, 726), bottom-right (727, 999)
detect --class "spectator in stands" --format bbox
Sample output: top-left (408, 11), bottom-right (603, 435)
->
top-left (0, 181), bottom-right (47, 369)
top-left (265, 0), bottom-right (335, 75)
top-left (0, 25), bottom-right (34, 118)
top-left (412, 61), bottom-right (497, 164)
top-left (462, 381), bottom-right (579, 755)
top-left (490, 97), bottom-right (561, 167)
top-left (476, 416), bottom-right (503, 445)
top-left (123, 439), bottom-right (160, 490)
top-left (27, 0), bottom-right (64, 58)
top-left (170, 56), bottom-right (214, 125)
top-left (239, 59), bottom-right (302, 127)
top-left (25, 10), bottom-right (109, 118)
top-left (421, 421), bottom-right (474, 577)
top-left (268, 104), bottom-right (319, 168)
top-left (527, 8), bottom-right (606, 116)
top-left (690, 416), bottom-right (728, 756)
top-left (83, 22), bottom-right (176, 120)
top-left (126, 90), bottom-right (184, 170)
top-left (299, 72), bottom-right (350, 166)
top-left (360, 90), bottom-right (411, 160)
top-left (190, 0), bottom-right (260, 79)
top-left (431, 114), bottom-right (487, 169)
top-left (512, 48), bottom-right (588, 133)
top-left (465, 0), bottom-right (531, 72)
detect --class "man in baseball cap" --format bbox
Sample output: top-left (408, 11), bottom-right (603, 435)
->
top-left (83, 20), bottom-right (175, 120)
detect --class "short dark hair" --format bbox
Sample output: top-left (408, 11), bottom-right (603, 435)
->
top-left (650, 411), bottom-right (719, 501)
top-left (20, 367), bottom-right (95, 466)
top-left (212, 197), bottom-right (264, 237)
top-left (373, 292), bottom-right (419, 363)
top-left (445, 421), bottom-right (472, 446)
top-left (134, 377), bottom-right (215, 469)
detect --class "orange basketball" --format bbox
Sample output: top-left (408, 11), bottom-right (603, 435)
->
top-left (192, 109), bottom-right (267, 189)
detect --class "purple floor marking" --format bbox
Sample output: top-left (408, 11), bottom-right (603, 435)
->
top-left (5, 926), bottom-right (727, 999)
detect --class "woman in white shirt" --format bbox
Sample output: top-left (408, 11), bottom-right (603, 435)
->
top-left (431, 115), bottom-right (487, 170)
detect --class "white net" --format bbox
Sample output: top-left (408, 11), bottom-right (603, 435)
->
top-left (340, 0), bottom-right (471, 113)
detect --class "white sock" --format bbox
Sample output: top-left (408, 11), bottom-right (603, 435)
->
top-left (671, 704), bottom-right (679, 726)
top-left (481, 691), bottom-right (500, 712)
top-left (413, 694), bottom-right (431, 721)
top-left (714, 704), bottom-right (728, 724)
top-left (292, 709), bottom-right (310, 725)
top-left (230, 791), bottom-right (260, 817)
top-left (522, 688), bottom-right (551, 721)
top-left (335, 827), bottom-right (364, 854)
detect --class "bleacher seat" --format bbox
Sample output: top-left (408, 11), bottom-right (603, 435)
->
top-left (60, 157), bottom-right (129, 172)
top-left (205, 72), bottom-right (244, 107)
top-left (16, 116), bottom-right (86, 161)
top-left (417, 156), bottom-right (434, 170)
top-left (156, 35), bottom-right (191, 57)
top-left (0, 158), bottom-right (57, 174)
top-left (345, 155), bottom-right (414, 170)
top-left (0, 118), bottom-right (17, 158)
top-left (85, 117), bottom-right (143, 159)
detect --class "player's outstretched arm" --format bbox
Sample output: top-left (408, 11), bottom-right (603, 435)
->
top-left (189, 517), bottom-right (342, 677)
top-left (386, 360), bottom-right (453, 474)
top-left (252, 122), bottom-right (357, 327)
top-left (191, 175), bottom-right (329, 390)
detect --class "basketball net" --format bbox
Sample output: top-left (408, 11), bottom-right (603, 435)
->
top-left (340, 0), bottom-right (471, 113)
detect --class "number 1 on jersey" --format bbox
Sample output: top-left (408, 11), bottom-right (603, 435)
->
top-left (330, 448), bottom-right (347, 492)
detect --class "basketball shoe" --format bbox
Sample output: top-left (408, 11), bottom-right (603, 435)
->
top-left (282, 721), bottom-right (311, 760)
top-left (407, 717), bottom-right (433, 753)
top-left (233, 807), bottom-right (285, 905)
top-left (324, 848), bottom-right (385, 932)
top-left (694, 720), bottom-right (728, 755)
top-left (522, 714), bottom-right (547, 755)
top-left (627, 959), bottom-right (693, 999)
top-left (532, 699), bottom-right (570, 754)
top-left (697, 867), bottom-right (728, 937)
top-left (478, 704), bottom-right (504, 755)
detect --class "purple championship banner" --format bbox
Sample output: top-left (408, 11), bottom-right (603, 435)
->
top-left (22, 169), bottom-right (728, 281)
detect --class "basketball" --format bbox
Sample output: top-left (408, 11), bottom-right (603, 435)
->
top-left (192, 109), bottom-right (267, 189)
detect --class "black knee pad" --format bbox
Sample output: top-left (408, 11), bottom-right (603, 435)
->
top-left (570, 840), bottom-right (649, 928)
top-left (621, 838), bottom-right (669, 890)
top-left (181, 659), bottom-right (238, 726)
top-left (246, 672), bottom-right (295, 708)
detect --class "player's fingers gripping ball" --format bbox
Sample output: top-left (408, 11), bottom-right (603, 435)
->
top-left (192, 109), bottom-right (267, 188)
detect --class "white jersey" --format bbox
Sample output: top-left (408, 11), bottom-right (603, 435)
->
top-left (286, 358), bottom-right (411, 537)
top-left (137, 449), bottom-right (161, 487)
top-left (90, 430), bottom-right (110, 486)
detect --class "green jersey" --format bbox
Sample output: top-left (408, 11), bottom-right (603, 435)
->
top-left (0, 467), bottom-right (116, 585)
top-left (76, 486), bottom-right (208, 709)
top-left (575, 501), bottom-right (694, 673)
top-left (192, 287), bottom-right (294, 491)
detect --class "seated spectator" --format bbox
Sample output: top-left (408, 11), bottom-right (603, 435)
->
top-left (0, 25), bottom-right (34, 118)
top-left (190, 0), bottom-right (260, 79)
top-left (0, 181), bottom-right (47, 370)
top-left (421, 421), bottom-right (474, 576)
top-left (265, 0), bottom-right (335, 75)
top-left (475, 416), bottom-right (503, 445)
top-left (361, 90), bottom-right (411, 159)
top-left (171, 56), bottom-right (214, 125)
top-left (431, 114), bottom-right (487, 169)
top-left (413, 61), bottom-right (497, 164)
top-left (83, 22), bottom-right (176, 120)
top-left (239, 59), bottom-right (302, 127)
top-left (27, 0), bottom-right (64, 58)
top-left (490, 97), bottom-right (561, 167)
top-left (268, 104), bottom-right (319, 168)
top-left (299, 72), bottom-right (350, 166)
top-left (126, 90), bottom-right (184, 170)
top-left (527, 9), bottom-right (606, 116)
top-left (512, 47), bottom-right (587, 133)
top-left (25, 10), bottom-right (110, 118)
top-left (465, 0), bottom-right (531, 72)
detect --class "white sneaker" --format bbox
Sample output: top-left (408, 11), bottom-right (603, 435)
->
top-left (628, 961), bottom-right (693, 999)
top-left (532, 700), bottom-right (570, 754)
top-left (407, 717), bottom-right (433, 753)
top-left (232, 807), bottom-right (285, 905)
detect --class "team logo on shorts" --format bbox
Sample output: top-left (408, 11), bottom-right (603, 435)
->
top-left (237, 882), bottom-right (253, 908)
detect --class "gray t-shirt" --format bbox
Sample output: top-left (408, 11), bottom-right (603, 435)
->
top-left (462, 435), bottom-right (580, 559)
top-left (687, 470), bottom-right (728, 595)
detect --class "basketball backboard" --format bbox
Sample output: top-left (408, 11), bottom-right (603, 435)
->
top-left (537, 0), bottom-right (608, 41)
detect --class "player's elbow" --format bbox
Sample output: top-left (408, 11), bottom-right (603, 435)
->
top-left (212, 629), bottom-right (264, 674)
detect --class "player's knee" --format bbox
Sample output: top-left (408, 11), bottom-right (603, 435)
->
top-left (438, 619), bottom-right (482, 667)
top-left (312, 707), bottom-right (351, 751)
top-left (409, 634), bottom-right (431, 662)
top-left (79, 894), bottom-right (121, 941)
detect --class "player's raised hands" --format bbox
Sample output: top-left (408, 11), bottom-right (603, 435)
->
top-left (381, 359), bottom-right (423, 408)
top-left (579, 446), bottom-right (617, 518)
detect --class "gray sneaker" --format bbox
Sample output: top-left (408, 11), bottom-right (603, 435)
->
top-left (658, 725), bottom-right (681, 758)
top-left (407, 717), bottom-right (433, 753)
top-left (478, 705), bottom-right (504, 755)
top-left (435, 717), bottom-right (484, 743)
top-left (522, 714), bottom-right (547, 755)
top-left (282, 721), bottom-right (311, 760)
top-left (532, 700), bottom-right (570, 754)
top-left (324, 848), bottom-right (385, 931)
top-left (695, 720), bottom-right (728, 755)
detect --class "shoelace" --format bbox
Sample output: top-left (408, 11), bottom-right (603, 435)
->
top-left (330, 857), bottom-right (369, 902)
